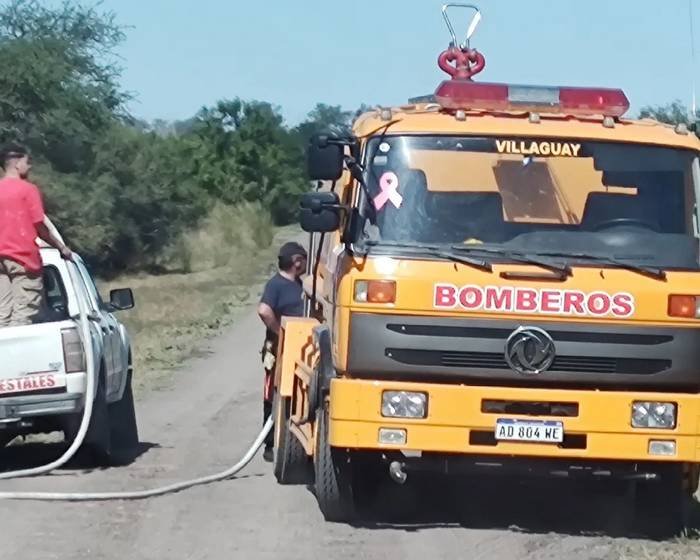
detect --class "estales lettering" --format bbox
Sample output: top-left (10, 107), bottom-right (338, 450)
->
top-left (434, 284), bottom-right (634, 318)
top-left (0, 374), bottom-right (58, 395)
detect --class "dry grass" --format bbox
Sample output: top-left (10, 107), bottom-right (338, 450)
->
top-left (161, 201), bottom-right (276, 273)
top-left (611, 537), bottom-right (700, 559)
top-left (98, 203), bottom-right (300, 395)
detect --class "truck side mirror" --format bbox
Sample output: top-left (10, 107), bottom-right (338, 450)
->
top-left (109, 288), bottom-right (135, 311)
top-left (306, 135), bottom-right (344, 181)
top-left (300, 192), bottom-right (342, 233)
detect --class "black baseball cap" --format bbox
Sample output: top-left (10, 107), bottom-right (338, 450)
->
top-left (0, 143), bottom-right (29, 161)
top-left (278, 241), bottom-right (307, 260)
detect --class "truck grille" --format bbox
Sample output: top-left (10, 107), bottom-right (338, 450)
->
top-left (386, 323), bottom-right (673, 346)
top-left (385, 348), bottom-right (671, 375)
top-left (348, 313), bottom-right (699, 390)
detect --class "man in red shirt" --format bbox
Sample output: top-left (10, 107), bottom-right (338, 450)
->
top-left (0, 144), bottom-right (72, 327)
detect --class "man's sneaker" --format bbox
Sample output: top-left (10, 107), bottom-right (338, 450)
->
top-left (263, 445), bottom-right (273, 463)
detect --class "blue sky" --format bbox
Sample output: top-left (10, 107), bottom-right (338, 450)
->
top-left (101, 0), bottom-right (698, 125)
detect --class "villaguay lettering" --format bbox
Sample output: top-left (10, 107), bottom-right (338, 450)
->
top-left (495, 139), bottom-right (582, 157)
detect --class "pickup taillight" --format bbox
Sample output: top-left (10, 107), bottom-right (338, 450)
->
top-left (61, 328), bottom-right (86, 373)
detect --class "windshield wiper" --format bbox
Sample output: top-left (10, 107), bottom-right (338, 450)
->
top-left (450, 245), bottom-right (572, 278)
top-left (523, 251), bottom-right (667, 280)
top-left (365, 240), bottom-right (493, 272)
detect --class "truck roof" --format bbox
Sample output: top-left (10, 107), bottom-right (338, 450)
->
top-left (352, 106), bottom-right (700, 151)
top-left (38, 245), bottom-right (64, 267)
top-left (38, 244), bottom-right (84, 268)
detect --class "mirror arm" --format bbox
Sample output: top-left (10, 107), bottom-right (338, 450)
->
top-left (321, 134), bottom-right (360, 160)
top-left (344, 156), bottom-right (376, 224)
top-left (323, 135), bottom-right (357, 147)
top-left (323, 203), bottom-right (347, 211)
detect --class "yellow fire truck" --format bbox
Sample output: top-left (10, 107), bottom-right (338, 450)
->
top-left (271, 4), bottom-right (700, 536)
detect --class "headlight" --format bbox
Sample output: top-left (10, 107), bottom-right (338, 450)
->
top-left (381, 391), bottom-right (427, 418)
top-left (631, 401), bottom-right (677, 429)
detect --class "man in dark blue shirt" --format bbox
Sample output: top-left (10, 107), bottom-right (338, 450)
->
top-left (257, 241), bottom-right (307, 461)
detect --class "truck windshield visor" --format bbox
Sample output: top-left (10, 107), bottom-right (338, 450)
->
top-left (359, 135), bottom-right (700, 270)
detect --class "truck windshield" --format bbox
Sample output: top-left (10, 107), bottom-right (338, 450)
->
top-left (358, 135), bottom-right (700, 270)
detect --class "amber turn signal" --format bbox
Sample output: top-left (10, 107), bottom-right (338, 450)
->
top-left (668, 295), bottom-right (700, 318)
top-left (354, 280), bottom-right (396, 304)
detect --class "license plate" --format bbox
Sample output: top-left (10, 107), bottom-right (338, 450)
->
top-left (495, 418), bottom-right (564, 443)
top-left (0, 373), bottom-right (66, 396)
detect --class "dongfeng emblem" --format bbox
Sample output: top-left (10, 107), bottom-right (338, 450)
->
top-left (505, 326), bottom-right (555, 375)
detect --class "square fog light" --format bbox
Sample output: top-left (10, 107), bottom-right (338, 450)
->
top-left (379, 428), bottom-right (407, 445)
top-left (381, 391), bottom-right (427, 418)
top-left (648, 440), bottom-right (677, 456)
top-left (631, 401), bottom-right (677, 429)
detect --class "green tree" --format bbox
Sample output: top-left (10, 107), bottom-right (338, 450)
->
top-left (191, 99), bottom-right (308, 223)
top-left (638, 100), bottom-right (696, 126)
top-left (0, 0), bottom-right (340, 274)
top-left (0, 0), bottom-right (127, 171)
top-left (295, 103), bottom-right (354, 144)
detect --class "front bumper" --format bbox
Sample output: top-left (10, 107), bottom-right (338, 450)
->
top-left (328, 378), bottom-right (700, 462)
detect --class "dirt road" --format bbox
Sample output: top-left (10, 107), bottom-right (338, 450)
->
top-left (0, 307), bottom-right (695, 559)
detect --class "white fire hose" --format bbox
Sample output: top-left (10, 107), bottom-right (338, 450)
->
top-left (0, 261), bottom-right (272, 500)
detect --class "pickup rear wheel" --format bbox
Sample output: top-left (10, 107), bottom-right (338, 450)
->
top-left (273, 392), bottom-right (310, 485)
top-left (313, 402), bottom-right (355, 523)
top-left (107, 368), bottom-right (139, 465)
top-left (76, 367), bottom-right (113, 467)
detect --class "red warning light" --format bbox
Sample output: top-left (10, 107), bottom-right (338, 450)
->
top-left (431, 5), bottom-right (630, 118)
top-left (433, 80), bottom-right (630, 117)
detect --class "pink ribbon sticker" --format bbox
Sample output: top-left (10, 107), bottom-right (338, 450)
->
top-left (373, 171), bottom-right (403, 210)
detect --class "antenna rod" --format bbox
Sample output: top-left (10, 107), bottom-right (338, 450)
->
top-left (690, 0), bottom-right (697, 122)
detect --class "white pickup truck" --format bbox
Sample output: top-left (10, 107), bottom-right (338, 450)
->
top-left (0, 244), bottom-right (139, 466)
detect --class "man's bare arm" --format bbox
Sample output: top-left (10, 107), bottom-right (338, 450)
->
top-left (36, 222), bottom-right (72, 260)
top-left (257, 302), bottom-right (280, 334)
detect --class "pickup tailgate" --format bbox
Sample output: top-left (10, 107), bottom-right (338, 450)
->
top-left (0, 321), bottom-right (74, 395)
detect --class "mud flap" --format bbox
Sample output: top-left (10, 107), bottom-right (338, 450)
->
top-left (313, 324), bottom-right (335, 395)
top-left (307, 324), bottom-right (335, 424)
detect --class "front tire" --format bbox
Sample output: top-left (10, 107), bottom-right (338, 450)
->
top-left (632, 464), bottom-right (689, 539)
top-left (313, 402), bottom-right (355, 522)
top-left (273, 392), bottom-right (310, 484)
top-left (0, 433), bottom-right (15, 448)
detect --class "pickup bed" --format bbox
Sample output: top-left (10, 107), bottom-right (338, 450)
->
top-left (0, 245), bottom-right (139, 466)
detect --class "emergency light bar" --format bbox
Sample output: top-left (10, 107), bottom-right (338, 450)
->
top-left (434, 80), bottom-right (630, 117)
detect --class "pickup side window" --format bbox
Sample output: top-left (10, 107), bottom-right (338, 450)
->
top-left (75, 260), bottom-right (104, 310)
top-left (35, 265), bottom-right (69, 323)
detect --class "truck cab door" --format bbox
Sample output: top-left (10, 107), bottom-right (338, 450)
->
top-left (74, 260), bottom-right (120, 396)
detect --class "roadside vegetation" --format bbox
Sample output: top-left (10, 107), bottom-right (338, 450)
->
top-left (0, 0), bottom-right (355, 389)
top-left (99, 209), bottom-right (300, 394)
top-left (0, 0), bottom-right (362, 276)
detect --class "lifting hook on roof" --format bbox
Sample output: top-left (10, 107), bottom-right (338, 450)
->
top-left (438, 4), bottom-right (485, 80)
top-left (442, 3), bottom-right (482, 51)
